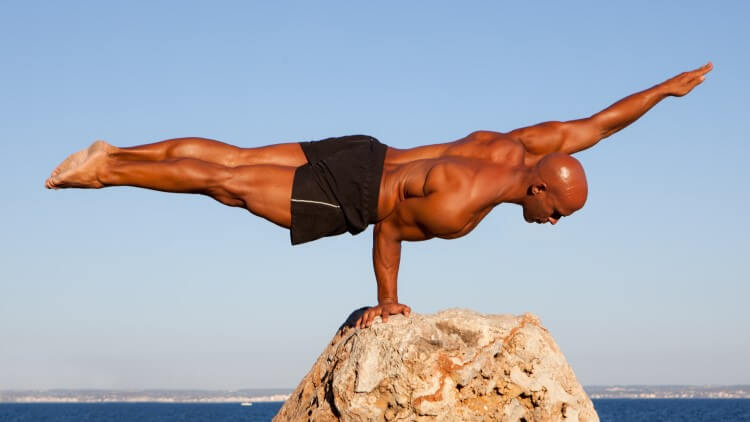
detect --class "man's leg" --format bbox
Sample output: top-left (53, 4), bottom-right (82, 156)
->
top-left (46, 142), bottom-right (295, 228)
top-left (112, 137), bottom-right (307, 167)
top-left (47, 139), bottom-right (306, 191)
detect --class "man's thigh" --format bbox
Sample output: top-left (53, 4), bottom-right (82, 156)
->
top-left (237, 143), bottom-right (307, 167)
top-left (225, 164), bottom-right (296, 229)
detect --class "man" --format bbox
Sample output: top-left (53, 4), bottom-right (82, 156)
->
top-left (46, 62), bottom-right (712, 329)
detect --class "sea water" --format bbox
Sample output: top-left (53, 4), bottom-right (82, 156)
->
top-left (1, 399), bottom-right (749, 421)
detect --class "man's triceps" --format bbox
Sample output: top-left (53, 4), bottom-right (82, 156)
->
top-left (508, 121), bottom-right (567, 155)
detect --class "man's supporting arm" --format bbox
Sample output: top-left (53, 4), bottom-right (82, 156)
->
top-left (355, 220), bottom-right (411, 329)
top-left (508, 62), bottom-right (713, 155)
top-left (354, 189), bottom-right (473, 328)
top-left (373, 221), bottom-right (401, 305)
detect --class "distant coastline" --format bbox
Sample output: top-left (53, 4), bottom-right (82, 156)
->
top-left (0, 389), bottom-right (292, 404)
top-left (2, 386), bottom-right (749, 403)
top-left (585, 385), bottom-right (750, 399)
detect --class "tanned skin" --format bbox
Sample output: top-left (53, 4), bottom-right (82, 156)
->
top-left (45, 63), bottom-right (712, 329)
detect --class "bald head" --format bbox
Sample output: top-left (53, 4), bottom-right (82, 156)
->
top-left (536, 153), bottom-right (588, 211)
top-left (522, 153), bottom-right (588, 224)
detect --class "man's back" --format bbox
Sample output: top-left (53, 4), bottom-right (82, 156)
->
top-left (384, 130), bottom-right (527, 165)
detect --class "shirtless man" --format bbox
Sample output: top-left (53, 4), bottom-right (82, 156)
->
top-left (45, 62), bottom-right (712, 329)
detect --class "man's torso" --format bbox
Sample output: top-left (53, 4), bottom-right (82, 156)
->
top-left (376, 131), bottom-right (534, 238)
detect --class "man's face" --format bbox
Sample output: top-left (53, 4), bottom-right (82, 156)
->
top-left (522, 189), bottom-right (568, 225)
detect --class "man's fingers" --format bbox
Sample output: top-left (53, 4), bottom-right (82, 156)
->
top-left (691, 62), bottom-right (712, 76)
top-left (677, 63), bottom-right (711, 84)
top-left (370, 309), bottom-right (381, 326)
top-left (689, 75), bottom-right (706, 86)
top-left (354, 304), bottom-right (414, 329)
top-left (357, 309), bottom-right (371, 329)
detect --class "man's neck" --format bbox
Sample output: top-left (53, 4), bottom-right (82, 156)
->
top-left (496, 166), bottom-right (533, 206)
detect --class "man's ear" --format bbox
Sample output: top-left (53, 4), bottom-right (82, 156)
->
top-left (527, 183), bottom-right (547, 196)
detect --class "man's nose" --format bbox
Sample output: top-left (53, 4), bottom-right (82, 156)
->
top-left (548, 217), bottom-right (558, 225)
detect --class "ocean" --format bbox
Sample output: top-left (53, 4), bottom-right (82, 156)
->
top-left (1, 399), bottom-right (749, 421)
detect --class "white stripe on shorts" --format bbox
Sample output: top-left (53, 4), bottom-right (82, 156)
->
top-left (291, 198), bottom-right (341, 208)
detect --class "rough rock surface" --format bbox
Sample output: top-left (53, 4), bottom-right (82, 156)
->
top-left (274, 309), bottom-right (598, 422)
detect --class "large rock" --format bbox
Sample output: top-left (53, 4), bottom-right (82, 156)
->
top-left (274, 309), bottom-right (598, 422)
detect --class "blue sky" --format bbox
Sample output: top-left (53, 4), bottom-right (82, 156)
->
top-left (1, 1), bottom-right (748, 389)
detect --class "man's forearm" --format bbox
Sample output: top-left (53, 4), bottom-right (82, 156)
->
top-left (372, 222), bottom-right (401, 304)
top-left (506, 64), bottom-right (711, 156)
top-left (589, 63), bottom-right (712, 140)
top-left (355, 222), bottom-right (410, 329)
top-left (589, 83), bottom-right (670, 139)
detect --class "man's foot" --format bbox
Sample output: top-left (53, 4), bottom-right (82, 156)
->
top-left (46, 141), bottom-right (115, 189)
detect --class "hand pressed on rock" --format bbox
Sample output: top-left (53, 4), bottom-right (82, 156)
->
top-left (355, 302), bottom-right (411, 329)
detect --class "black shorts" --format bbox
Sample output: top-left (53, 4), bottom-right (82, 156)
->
top-left (290, 135), bottom-right (388, 245)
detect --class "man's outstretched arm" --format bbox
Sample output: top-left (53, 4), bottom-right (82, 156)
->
top-left (508, 62), bottom-right (713, 155)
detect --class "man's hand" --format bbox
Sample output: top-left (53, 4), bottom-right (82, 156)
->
top-left (662, 62), bottom-right (713, 97)
top-left (355, 301), bottom-right (411, 329)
